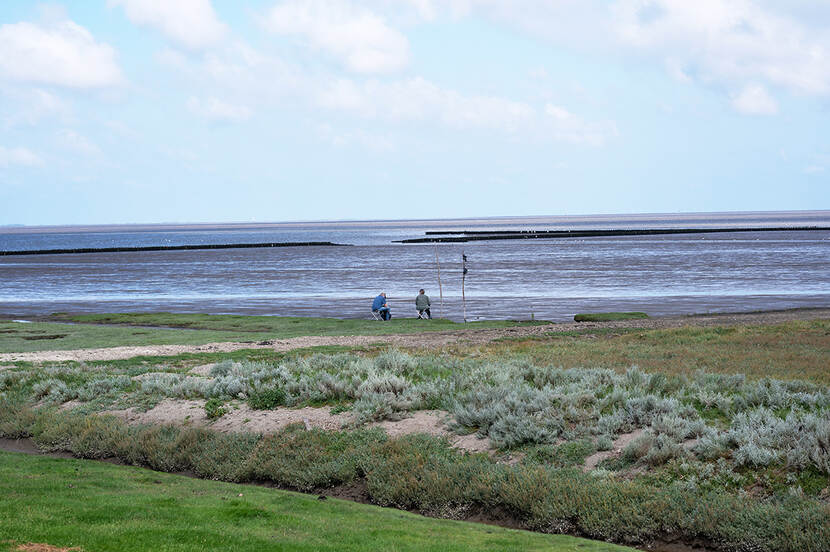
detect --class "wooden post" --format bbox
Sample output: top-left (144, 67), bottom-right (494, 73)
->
top-left (434, 244), bottom-right (443, 319)
top-left (462, 252), bottom-right (468, 323)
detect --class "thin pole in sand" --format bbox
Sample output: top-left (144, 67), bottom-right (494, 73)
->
top-left (461, 252), bottom-right (468, 323)
top-left (434, 244), bottom-right (443, 319)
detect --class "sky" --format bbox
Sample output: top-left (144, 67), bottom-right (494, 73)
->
top-left (0, 0), bottom-right (829, 226)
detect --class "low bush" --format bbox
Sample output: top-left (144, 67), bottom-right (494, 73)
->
top-left (185, 429), bottom-right (261, 481)
top-left (249, 424), bottom-right (385, 490)
top-left (204, 398), bottom-right (228, 419)
top-left (574, 312), bottom-right (649, 322)
top-left (247, 387), bottom-right (286, 410)
top-left (0, 396), bottom-right (37, 438)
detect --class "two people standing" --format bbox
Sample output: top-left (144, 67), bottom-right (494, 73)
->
top-left (372, 289), bottom-right (433, 320)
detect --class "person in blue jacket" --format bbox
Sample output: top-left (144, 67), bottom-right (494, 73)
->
top-left (372, 292), bottom-right (391, 320)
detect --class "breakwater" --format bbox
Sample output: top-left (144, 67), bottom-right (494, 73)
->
top-left (394, 226), bottom-right (830, 243)
top-left (0, 241), bottom-right (350, 256)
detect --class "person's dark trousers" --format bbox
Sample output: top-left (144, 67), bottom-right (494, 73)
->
top-left (420, 309), bottom-right (431, 319)
top-left (379, 307), bottom-right (391, 320)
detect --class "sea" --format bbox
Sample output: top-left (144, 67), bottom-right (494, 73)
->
top-left (1, 211), bottom-right (829, 322)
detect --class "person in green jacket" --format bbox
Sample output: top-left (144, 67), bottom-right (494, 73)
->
top-left (415, 289), bottom-right (431, 319)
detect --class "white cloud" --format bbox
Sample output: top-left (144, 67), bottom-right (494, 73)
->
top-left (804, 165), bottom-right (825, 174)
top-left (263, 0), bottom-right (409, 73)
top-left (157, 42), bottom-right (301, 102)
top-left (27, 89), bottom-right (68, 118)
top-left (314, 78), bottom-right (616, 143)
top-left (155, 32), bottom-right (611, 144)
top-left (409, 1), bottom-right (830, 102)
top-left (612, 0), bottom-right (830, 96)
top-left (402, 0), bottom-right (438, 21)
top-left (186, 96), bottom-right (252, 123)
top-left (103, 119), bottom-right (136, 138)
top-left (0, 20), bottom-right (123, 88)
top-left (160, 39), bottom-right (613, 144)
top-left (1, 87), bottom-right (71, 127)
top-left (111, 0), bottom-right (226, 50)
top-left (730, 84), bottom-right (779, 115)
top-left (56, 129), bottom-right (102, 156)
top-left (544, 103), bottom-right (618, 145)
top-left (316, 123), bottom-right (395, 152)
top-left (316, 77), bottom-right (534, 131)
top-left (0, 146), bottom-right (43, 168)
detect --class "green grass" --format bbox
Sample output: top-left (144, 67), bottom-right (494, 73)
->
top-left (573, 312), bottom-right (649, 322)
top-left (0, 451), bottom-right (632, 552)
top-left (49, 312), bottom-right (547, 335)
top-left (0, 321), bottom-right (273, 353)
top-left (0, 314), bottom-right (548, 353)
top-left (482, 319), bottom-right (830, 384)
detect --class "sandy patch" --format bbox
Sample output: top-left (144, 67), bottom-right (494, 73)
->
top-left (370, 410), bottom-right (449, 438)
top-left (449, 432), bottom-right (493, 454)
top-left (15, 544), bottom-right (81, 552)
top-left (583, 429), bottom-right (645, 471)
top-left (105, 399), bottom-right (207, 426)
top-left (3, 308), bottom-right (829, 364)
top-left (188, 364), bottom-right (215, 376)
top-left (370, 410), bottom-right (492, 453)
top-left (102, 398), bottom-right (493, 452)
top-left (129, 373), bottom-right (208, 386)
top-left (211, 404), bottom-right (352, 433)
top-left (106, 399), bottom-right (352, 432)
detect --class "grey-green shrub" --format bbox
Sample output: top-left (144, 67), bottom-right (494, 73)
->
top-left (31, 378), bottom-right (71, 403)
top-left (75, 375), bottom-right (132, 402)
top-left (596, 435), bottom-right (614, 451)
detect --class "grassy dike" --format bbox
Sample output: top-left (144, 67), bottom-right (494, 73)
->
top-left (0, 451), bottom-right (631, 552)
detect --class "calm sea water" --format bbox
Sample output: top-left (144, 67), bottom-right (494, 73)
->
top-left (1, 211), bottom-right (829, 321)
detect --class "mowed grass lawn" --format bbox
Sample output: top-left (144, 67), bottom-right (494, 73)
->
top-left (0, 451), bottom-right (632, 552)
top-left (0, 314), bottom-right (548, 353)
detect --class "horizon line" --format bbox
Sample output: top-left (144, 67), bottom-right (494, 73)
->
top-left (2, 209), bottom-right (829, 234)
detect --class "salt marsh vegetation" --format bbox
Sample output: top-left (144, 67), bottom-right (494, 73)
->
top-left (2, 337), bottom-right (830, 551)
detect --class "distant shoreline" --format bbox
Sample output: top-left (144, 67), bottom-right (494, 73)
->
top-left (2, 209), bottom-right (828, 234)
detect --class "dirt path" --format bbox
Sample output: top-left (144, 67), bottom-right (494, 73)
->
top-left (2, 308), bottom-right (828, 363)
